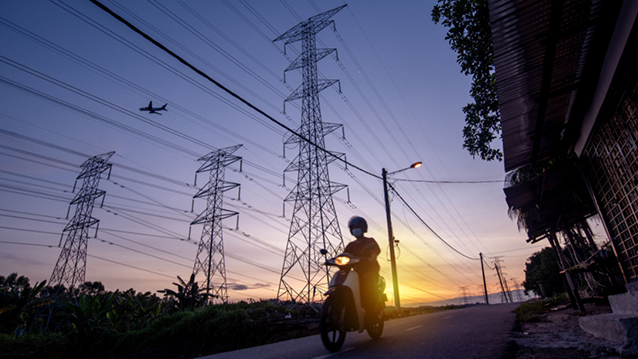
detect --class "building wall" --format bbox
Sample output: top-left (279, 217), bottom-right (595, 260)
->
top-left (582, 81), bottom-right (638, 282)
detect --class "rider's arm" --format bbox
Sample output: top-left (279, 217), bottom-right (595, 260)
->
top-left (363, 239), bottom-right (381, 261)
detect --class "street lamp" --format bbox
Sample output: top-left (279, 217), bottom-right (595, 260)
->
top-left (382, 161), bottom-right (421, 315)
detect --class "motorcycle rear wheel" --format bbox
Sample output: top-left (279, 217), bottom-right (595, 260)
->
top-left (320, 296), bottom-right (347, 352)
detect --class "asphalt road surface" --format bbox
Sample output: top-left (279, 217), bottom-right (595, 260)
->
top-left (198, 303), bottom-right (519, 359)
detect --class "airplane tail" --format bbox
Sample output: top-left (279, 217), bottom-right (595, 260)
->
top-left (160, 104), bottom-right (167, 111)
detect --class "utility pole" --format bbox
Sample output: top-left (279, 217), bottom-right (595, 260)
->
top-left (382, 162), bottom-right (421, 314)
top-left (190, 145), bottom-right (241, 304)
top-left (477, 285), bottom-right (487, 304)
top-left (47, 151), bottom-right (114, 328)
top-left (383, 168), bottom-right (400, 312)
top-left (480, 252), bottom-right (489, 304)
top-left (274, 5), bottom-right (348, 303)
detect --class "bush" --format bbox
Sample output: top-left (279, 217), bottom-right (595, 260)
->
top-left (513, 293), bottom-right (568, 322)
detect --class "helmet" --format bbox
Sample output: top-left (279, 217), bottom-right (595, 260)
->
top-left (347, 216), bottom-right (368, 233)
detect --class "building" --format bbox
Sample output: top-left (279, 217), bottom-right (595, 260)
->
top-left (490, 0), bottom-right (638, 349)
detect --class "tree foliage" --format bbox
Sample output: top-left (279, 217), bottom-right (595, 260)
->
top-left (523, 247), bottom-right (563, 296)
top-left (432, 0), bottom-right (502, 161)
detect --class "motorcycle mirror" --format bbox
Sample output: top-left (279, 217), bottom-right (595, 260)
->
top-left (320, 249), bottom-right (328, 255)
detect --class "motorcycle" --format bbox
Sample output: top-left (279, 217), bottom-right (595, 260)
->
top-left (319, 250), bottom-right (387, 352)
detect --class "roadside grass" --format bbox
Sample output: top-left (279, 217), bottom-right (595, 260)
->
top-left (513, 293), bottom-right (568, 322)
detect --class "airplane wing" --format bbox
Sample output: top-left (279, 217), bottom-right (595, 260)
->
top-left (148, 100), bottom-right (153, 108)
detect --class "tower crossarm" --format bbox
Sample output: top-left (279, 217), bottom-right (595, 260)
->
top-left (63, 216), bottom-right (99, 232)
top-left (273, 5), bottom-right (347, 44)
top-left (284, 122), bottom-right (343, 146)
top-left (285, 79), bottom-right (339, 102)
top-left (191, 208), bottom-right (239, 225)
top-left (285, 48), bottom-right (336, 72)
top-left (69, 189), bottom-right (106, 205)
top-left (193, 181), bottom-right (240, 198)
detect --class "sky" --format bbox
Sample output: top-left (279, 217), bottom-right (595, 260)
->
top-left (0, 0), bottom-right (583, 306)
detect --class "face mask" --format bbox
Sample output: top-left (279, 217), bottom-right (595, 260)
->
top-left (351, 228), bottom-right (363, 237)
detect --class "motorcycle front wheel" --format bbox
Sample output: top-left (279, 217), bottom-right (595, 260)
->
top-left (320, 295), bottom-right (347, 352)
top-left (366, 312), bottom-right (384, 339)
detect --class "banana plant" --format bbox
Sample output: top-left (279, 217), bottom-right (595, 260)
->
top-left (158, 274), bottom-right (217, 311)
top-left (0, 278), bottom-right (49, 335)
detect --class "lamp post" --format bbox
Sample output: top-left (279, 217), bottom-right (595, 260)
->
top-left (382, 161), bottom-right (421, 314)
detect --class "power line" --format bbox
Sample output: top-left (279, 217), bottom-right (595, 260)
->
top-left (89, 0), bottom-right (379, 180)
top-left (389, 182), bottom-right (480, 261)
top-left (88, 254), bottom-right (174, 279)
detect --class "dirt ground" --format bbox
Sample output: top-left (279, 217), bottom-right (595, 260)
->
top-left (510, 303), bottom-right (630, 359)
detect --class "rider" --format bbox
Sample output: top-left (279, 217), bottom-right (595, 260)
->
top-left (344, 216), bottom-right (381, 318)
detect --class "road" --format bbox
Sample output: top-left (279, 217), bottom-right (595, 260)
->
top-left (198, 303), bottom-right (519, 359)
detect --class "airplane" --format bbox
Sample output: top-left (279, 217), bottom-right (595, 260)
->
top-left (139, 101), bottom-right (167, 115)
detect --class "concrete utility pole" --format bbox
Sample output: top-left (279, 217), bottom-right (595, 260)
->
top-left (383, 168), bottom-right (401, 312)
top-left (480, 252), bottom-right (489, 304)
top-left (382, 162), bottom-right (421, 314)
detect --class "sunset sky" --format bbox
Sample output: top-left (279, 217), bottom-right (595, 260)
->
top-left (0, 0), bottom-right (584, 305)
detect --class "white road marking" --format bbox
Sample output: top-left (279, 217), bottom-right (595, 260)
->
top-left (406, 325), bottom-right (423, 331)
top-left (312, 347), bottom-right (355, 359)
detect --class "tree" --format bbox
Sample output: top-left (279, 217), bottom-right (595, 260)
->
top-left (79, 281), bottom-right (106, 297)
top-left (432, 0), bottom-right (502, 161)
top-left (523, 247), bottom-right (563, 297)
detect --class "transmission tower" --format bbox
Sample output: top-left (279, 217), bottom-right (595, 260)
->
top-left (189, 145), bottom-right (241, 304)
top-left (458, 286), bottom-right (470, 306)
top-left (49, 151), bottom-right (114, 291)
top-left (510, 277), bottom-right (523, 302)
top-left (493, 257), bottom-right (513, 303)
top-left (44, 152), bottom-right (113, 330)
top-left (274, 5), bottom-right (348, 303)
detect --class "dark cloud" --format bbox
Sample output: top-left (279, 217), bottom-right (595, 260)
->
top-left (228, 282), bottom-right (270, 291)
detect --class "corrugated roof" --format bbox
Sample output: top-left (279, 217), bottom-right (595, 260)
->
top-left (490, 0), bottom-right (617, 172)
top-left (503, 163), bottom-right (596, 241)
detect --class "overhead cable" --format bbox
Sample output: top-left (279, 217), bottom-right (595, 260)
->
top-left (90, 0), bottom-right (380, 180)
top-left (389, 182), bottom-right (480, 261)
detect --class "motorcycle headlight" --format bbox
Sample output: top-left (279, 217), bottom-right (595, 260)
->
top-left (334, 256), bottom-right (350, 266)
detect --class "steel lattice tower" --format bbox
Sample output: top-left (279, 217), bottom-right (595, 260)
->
top-left (190, 145), bottom-right (241, 304)
top-left (493, 257), bottom-right (512, 303)
top-left (274, 5), bottom-right (348, 303)
top-left (49, 151), bottom-right (114, 290)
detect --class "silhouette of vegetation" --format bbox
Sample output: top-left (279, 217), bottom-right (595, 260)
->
top-left (522, 248), bottom-right (564, 297)
top-left (0, 273), bottom-right (50, 336)
top-left (513, 293), bottom-right (567, 322)
top-left (157, 274), bottom-right (216, 311)
top-left (432, 0), bottom-right (501, 161)
top-left (0, 272), bottom-right (463, 359)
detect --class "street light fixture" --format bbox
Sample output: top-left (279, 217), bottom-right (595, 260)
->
top-left (382, 161), bottom-right (421, 314)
